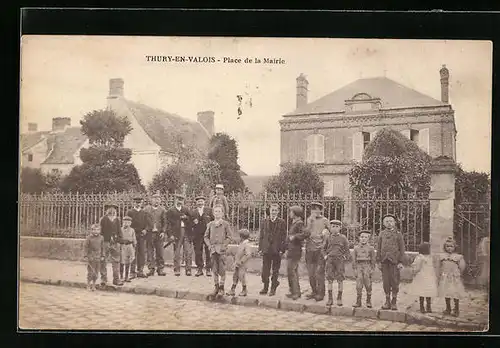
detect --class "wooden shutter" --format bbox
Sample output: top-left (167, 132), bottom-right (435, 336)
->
top-left (401, 129), bottom-right (411, 139)
top-left (352, 131), bottom-right (363, 162)
top-left (370, 130), bottom-right (379, 143)
top-left (324, 180), bottom-right (334, 197)
top-left (418, 128), bottom-right (430, 154)
top-left (315, 134), bottom-right (325, 163)
top-left (306, 135), bottom-right (314, 163)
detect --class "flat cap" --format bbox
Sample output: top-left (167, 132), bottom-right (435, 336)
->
top-left (311, 201), bottom-right (324, 209)
top-left (329, 219), bottom-right (342, 225)
top-left (195, 195), bottom-right (206, 201)
top-left (104, 202), bottom-right (118, 209)
top-left (215, 184), bottom-right (224, 190)
top-left (123, 216), bottom-right (132, 221)
top-left (382, 214), bottom-right (398, 222)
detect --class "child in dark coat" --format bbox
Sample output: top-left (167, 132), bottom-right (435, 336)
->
top-left (84, 223), bottom-right (105, 291)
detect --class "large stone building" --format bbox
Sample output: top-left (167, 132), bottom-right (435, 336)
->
top-left (20, 78), bottom-right (215, 185)
top-left (279, 65), bottom-right (457, 197)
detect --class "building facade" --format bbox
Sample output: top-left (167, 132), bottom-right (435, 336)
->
top-left (20, 78), bottom-right (215, 186)
top-left (279, 66), bottom-right (457, 197)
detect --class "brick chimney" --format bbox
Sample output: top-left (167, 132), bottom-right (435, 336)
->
top-left (52, 117), bottom-right (71, 132)
top-left (296, 73), bottom-right (309, 109)
top-left (109, 78), bottom-right (124, 98)
top-left (27, 123), bottom-right (38, 133)
top-left (197, 111), bottom-right (215, 137)
top-left (440, 64), bottom-right (450, 104)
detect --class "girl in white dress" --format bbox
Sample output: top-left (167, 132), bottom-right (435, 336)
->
top-left (409, 242), bottom-right (438, 313)
top-left (438, 236), bottom-right (466, 317)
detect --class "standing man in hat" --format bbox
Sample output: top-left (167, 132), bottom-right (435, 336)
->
top-left (100, 202), bottom-right (123, 286)
top-left (376, 214), bottom-right (406, 310)
top-left (209, 184), bottom-right (230, 219)
top-left (258, 203), bottom-right (287, 296)
top-left (191, 195), bottom-right (214, 277)
top-left (126, 195), bottom-right (151, 279)
top-left (144, 192), bottom-right (167, 277)
top-left (304, 201), bottom-right (331, 302)
top-left (166, 194), bottom-right (194, 276)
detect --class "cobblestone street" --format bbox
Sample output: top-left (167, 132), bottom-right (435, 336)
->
top-left (19, 282), bottom-right (463, 331)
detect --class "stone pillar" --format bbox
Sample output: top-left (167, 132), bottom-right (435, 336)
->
top-left (429, 156), bottom-right (456, 254)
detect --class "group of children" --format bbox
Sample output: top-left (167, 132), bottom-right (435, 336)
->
top-left (84, 197), bottom-right (468, 317)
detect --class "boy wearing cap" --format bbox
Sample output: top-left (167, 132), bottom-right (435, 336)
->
top-left (305, 202), bottom-right (331, 302)
top-left (120, 216), bottom-right (137, 282)
top-left (285, 205), bottom-right (310, 300)
top-left (126, 196), bottom-right (150, 279)
top-left (377, 214), bottom-right (406, 310)
top-left (144, 193), bottom-right (167, 277)
top-left (352, 230), bottom-right (376, 308)
top-left (209, 184), bottom-right (230, 219)
top-left (84, 223), bottom-right (105, 291)
top-left (100, 202), bottom-right (123, 286)
top-left (166, 194), bottom-right (194, 276)
top-left (323, 219), bottom-right (350, 306)
top-left (258, 203), bottom-right (287, 296)
top-left (192, 195), bottom-right (214, 277)
top-left (204, 204), bottom-right (232, 298)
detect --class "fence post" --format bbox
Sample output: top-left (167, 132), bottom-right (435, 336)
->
top-left (429, 156), bottom-right (456, 254)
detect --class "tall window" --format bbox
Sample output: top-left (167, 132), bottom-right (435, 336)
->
top-left (306, 134), bottom-right (325, 163)
top-left (27, 154), bottom-right (33, 162)
top-left (410, 129), bottom-right (419, 143)
top-left (362, 132), bottom-right (371, 149)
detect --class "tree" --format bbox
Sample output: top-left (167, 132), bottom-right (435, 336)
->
top-left (349, 128), bottom-right (432, 195)
top-left (455, 164), bottom-right (490, 203)
top-left (208, 132), bottom-right (246, 193)
top-left (20, 167), bottom-right (63, 194)
top-left (264, 161), bottom-right (324, 195)
top-left (60, 109), bottom-right (143, 193)
top-left (149, 133), bottom-right (221, 195)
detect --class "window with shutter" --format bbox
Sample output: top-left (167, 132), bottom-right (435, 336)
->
top-left (401, 129), bottom-right (411, 139)
top-left (315, 134), bottom-right (325, 163)
top-left (324, 180), bottom-right (334, 197)
top-left (352, 131), bottom-right (363, 162)
top-left (418, 128), bottom-right (430, 154)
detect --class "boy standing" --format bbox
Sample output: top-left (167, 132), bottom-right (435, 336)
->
top-left (100, 202), bottom-right (123, 286)
top-left (227, 229), bottom-right (252, 297)
top-left (305, 202), bottom-right (331, 302)
top-left (126, 195), bottom-right (150, 279)
top-left (166, 194), bottom-right (194, 276)
top-left (191, 195), bottom-right (214, 277)
top-left (285, 206), bottom-right (310, 301)
top-left (120, 216), bottom-right (137, 282)
top-left (352, 230), bottom-right (376, 308)
top-left (204, 205), bottom-right (232, 298)
top-left (84, 223), bottom-right (104, 291)
top-left (323, 220), bottom-right (350, 306)
top-left (377, 214), bottom-right (406, 310)
top-left (209, 184), bottom-right (230, 219)
top-left (144, 192), bottom-right (167, 277)
top-left (258, 203), bottom-right (287, 296)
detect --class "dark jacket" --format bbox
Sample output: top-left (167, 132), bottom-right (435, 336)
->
top-left (126, 208), bottom-right (152, 234)
top-left (100, 215), bottom-right (122, 243)
top-left (143, 205), bottom-right (167, 233)
top-left (166, 205), bottom-right (193, 240)
top-left (376, 228), bottom-right (406, 264)
top-left (191, 206), bottom-right (214, 239)
top-left (259, 217), bottom-right (287, 254)
top-left (286, 219), bottom-right (310, 259)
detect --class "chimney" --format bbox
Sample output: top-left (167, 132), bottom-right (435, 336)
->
top-left (27, 123), bottom-right (38, 133)
top-left (109, 78), bottom-right (124, 98)
top-left (440, 64), bottom-right (450, 104)
top-left (197, 111), bottom-right (215, 137)
top-left (52, 117), bottom-right (71, 132)
top-left (296, 73), bottom-right (309, 109)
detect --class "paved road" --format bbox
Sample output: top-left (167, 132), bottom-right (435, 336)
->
top-left (19, 282), bottom-right (459, 332)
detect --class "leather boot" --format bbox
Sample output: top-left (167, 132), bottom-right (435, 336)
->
top-left (419, 297), bottom-right (426, 313)
top-left (147, 269), bottom-right (155, 277)
top-left (381, 295), bottom-right (391, 310)
top-left (391, 294), bottom-right (398, 311)
top-left (426, 297), bottom-right (432, 313)
top-left (269, 282), bottom-right (279, 296)
top-left (366, 293), bottom-right (372, 308)
top-left (452, 299), bottom-right (460, 317)
top-left (326, 290), bottom-right (334, 306)
top-left (226, 284), bottom-right (236, 296)
top-left (259, 283), bottom-right (269, 295)
top-left (239, 286), bottom-right (248, 297)
top-left (337, 291), bottom-right (343, 306)
top-left (443, 298), bottom-right (452, 315)
top-left (353, 293), bottom-right (362, 307)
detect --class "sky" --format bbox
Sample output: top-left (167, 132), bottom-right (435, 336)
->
top-left (20, 36), bottom-right (492, 175)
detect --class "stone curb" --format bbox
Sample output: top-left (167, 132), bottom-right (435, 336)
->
top-left (20, 276), bottom-right (486, 332)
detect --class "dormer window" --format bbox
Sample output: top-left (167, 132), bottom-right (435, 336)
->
top-left (345, 93), bottom-right (382, 113)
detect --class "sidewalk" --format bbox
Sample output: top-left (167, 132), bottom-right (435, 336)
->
top-left (19, 257), bottom-right (488, 331)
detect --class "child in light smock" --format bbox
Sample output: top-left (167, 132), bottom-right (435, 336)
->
top-left (438, 236), bottom-right (466, 317)
top-left (408, 242), bottom-right (438, 313)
